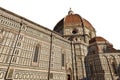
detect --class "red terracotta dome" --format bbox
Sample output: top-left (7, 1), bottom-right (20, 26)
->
top-left (83, 18), bottom-right (95, 31)
top-left (54, 9), bottom-right (95, 32)
top-left (64, 14), bottom-right (82, 26)
top-left (64, 13), bottom-right (95, 31)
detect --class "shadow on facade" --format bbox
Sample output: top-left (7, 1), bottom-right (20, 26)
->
top-left (117, 64), bottom-right (120, 80)
top-left (84, 54), bottom-right (105, 80)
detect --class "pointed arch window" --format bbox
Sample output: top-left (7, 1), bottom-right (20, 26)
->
top-left (33, 44), bottom-right (40, 62)
top-left (62, 54), bottom-right (65, 67)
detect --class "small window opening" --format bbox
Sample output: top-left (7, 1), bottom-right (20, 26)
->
top-left (72, 28), bottom-right (78, 34)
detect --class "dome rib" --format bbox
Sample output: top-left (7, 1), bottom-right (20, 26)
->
top-left (53, 11), bottom-right (96, 34)
top-left (64, 14), bottom-right (82, 26)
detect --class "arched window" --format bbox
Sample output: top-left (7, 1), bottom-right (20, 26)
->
top-left (72, 28), bottom-right (78, 34)
top-left (33, 45), bottom-right (40, 62)
top-left (50, 73), bottom-right (53, 79)
top-left (0, 29), bottom-right (3, 42)
top-left (14, 50), bottom-right (19, 55)
top-left (62, 54), bottom-right (65, 67)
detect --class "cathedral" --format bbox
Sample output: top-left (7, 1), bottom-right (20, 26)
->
top-left (0, 7), bottom-right (120, 80)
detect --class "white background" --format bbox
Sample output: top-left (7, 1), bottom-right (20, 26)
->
top-left (0, 0), bottom-right (120, 49)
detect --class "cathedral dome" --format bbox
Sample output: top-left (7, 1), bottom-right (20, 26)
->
top-left (64, 14), bottom-right (82, 26)
top-left (64, 14), bottom-right (95, 31)
top-left (54, 9), bottom-right (95, 33)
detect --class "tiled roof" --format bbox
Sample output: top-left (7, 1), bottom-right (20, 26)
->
top-left (54, 13), bottom-right (95, 31)
top-left (64, 14), bottom-right (82, 26)
top-left (89, 36), bottom-right (106, 43)
top-left (83, 19), bottom-right (95, 31)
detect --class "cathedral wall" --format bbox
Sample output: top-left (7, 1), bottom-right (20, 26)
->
top-left (72, 43), bottom-right (88, 80)
top-left (0, 8), bottom-right (72, 80)
top-left (99, 53), bottom-right (120, 80)
top-left (86, 53), bottom-right (120, 80)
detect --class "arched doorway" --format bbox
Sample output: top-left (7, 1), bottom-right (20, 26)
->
top-left (67, 68), bottom-right (72, 80)
top-left (67, 74), bottom-right (71, 80)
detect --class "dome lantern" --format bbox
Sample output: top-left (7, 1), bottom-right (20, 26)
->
top-left (68, 8), bottom-right (74, 15)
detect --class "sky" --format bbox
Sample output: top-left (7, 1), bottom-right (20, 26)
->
top-left (0, 0), bottom-right (120, 49)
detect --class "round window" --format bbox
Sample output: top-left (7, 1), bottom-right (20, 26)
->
top-left (72, 28), bottom-right (78, 34)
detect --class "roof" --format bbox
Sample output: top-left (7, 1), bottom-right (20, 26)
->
top-left (83, 18), bottom-right (95, 31)
top-left (89, 36), bottom-right (107, 44)
top-left (54, 11), bottom-right (95, 32)
top-left (64, 14), bottom-right (82, 26)
top-left (89, 36), bottom-right (118, 53)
